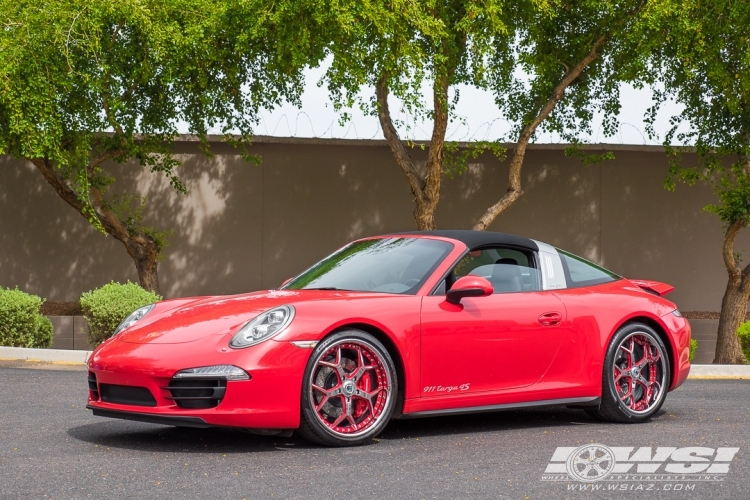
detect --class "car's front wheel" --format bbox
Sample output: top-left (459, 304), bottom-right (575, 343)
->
top-left (588, 322), bottom-right (670, 423)
top-left (297, 330), bottom-right (397, 446)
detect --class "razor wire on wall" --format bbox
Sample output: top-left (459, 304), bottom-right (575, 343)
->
top-left (255, 110), bottom-right (656, 145)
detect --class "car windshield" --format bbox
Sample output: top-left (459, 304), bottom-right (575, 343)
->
top-left (282, 238), bottom-right (454, 294)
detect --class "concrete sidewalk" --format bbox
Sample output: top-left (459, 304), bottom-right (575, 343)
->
top-left (0, 346), bottom-right (748, 378)
top-left (0, 346), bottom-right (91, 365)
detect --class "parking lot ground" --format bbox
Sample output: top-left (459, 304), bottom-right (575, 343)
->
top-left (0, 363), bottom-right (747, 499)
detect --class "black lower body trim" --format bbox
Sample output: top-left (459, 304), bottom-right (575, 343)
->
top-left (400, 396), bottom-right (601, 419)
top-left (87, 406), bottom-right (210, 428)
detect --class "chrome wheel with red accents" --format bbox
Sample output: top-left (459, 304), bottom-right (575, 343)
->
top-left (588, 323), bottom-right (670, 423)
top-left (612, 332), bottom-right (667, 414)
top-left (298, 330), bottom-right (397, 446)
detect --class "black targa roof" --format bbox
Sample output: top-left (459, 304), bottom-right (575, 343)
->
top-left (384, 230), bottom-right (539, 251)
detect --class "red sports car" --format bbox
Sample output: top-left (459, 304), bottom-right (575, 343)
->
top-left (87, 231), bottom-right (691, 446)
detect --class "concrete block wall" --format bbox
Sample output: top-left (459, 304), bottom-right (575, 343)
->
top-left (690, 319), bottom-right (720, 364)
top-left (49, 316), bottom-right (89, 351)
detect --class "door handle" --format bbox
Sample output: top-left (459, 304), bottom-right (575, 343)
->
top-left (538, 312), bottom-right (562, 326)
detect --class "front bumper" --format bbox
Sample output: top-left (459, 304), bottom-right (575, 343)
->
top-left (87, 407), bottom-right (211, 428)
top-left (86, 336), bottom-right (311, 429)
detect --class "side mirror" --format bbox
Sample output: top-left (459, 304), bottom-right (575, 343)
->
top-left (446, 275), bottom-right (493, 305)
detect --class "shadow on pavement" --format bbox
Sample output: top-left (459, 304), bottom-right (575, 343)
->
top-left (67, 421), bottom-right (309, 453)
top-left (68, 406), bottom-right (668, 452)
top-left (381, 406), bottom-right (606, 441)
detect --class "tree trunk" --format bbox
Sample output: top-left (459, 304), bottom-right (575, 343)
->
top-left (472, 34), bottom-right (608, 231)
top-left (713, 216), bottom-right (749, 364)
top-left (125, 235), bottom-right (161, 295)
top-left (414, 203), bottom-right (436, 231)
top-left (29, 157), bottom-right (163, 295)
top-left (376, 75), bottom-right (447, 231)
top-left (714, 278), bottom-right (749, 364)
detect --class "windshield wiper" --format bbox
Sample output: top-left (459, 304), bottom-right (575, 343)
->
top-left (304, 287), bottom-right (351, 291)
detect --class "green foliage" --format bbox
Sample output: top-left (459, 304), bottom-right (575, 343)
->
top-left (107, 194), bottom-right (172, 257)
top-left (291, 0), bottom-right (657, 184)
top-left (650, 0), bottom-right (750, 226)
top-left (0, 0), bottom-right (303, 255)
top-left (0, 288), bottom-right (53, 348)
top-left (737, 321), bottom-right (750, 363)
top-left (564, 144), bottom-right (616, 166)
top-left (444, 141), bottom-right (507, 178)
top-left (80, 281), bottom-right (161, 346)
top-left (689, 338), bottom-right (698, 363)
top-left (493, 0), bottom-right (662, 144)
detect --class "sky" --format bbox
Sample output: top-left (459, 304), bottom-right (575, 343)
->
top-left (250, 64), bottom-right (687, 145)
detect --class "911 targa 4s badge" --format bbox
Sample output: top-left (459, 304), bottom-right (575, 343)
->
top-left (86, 231), bottom-right (691, 447)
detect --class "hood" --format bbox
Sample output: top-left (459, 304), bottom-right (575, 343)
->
top-left (116, 289), bottom-right (384, 344)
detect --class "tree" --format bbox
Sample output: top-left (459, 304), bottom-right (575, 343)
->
top-left (0, 0), bottom-right (299, 293)
top-left (474, 0), bottom-right (658, 230)
top-left (649, 0), bottom-right (750, 363)
top-left (292, 0), bottom-right (658, 231)
top-left (313, 0), bottom-right (510, 230)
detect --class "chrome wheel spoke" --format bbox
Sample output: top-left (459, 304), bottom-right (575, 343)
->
top-left (612, 333), bottom-right (666, 414)
top-left (311, 383), bottom-right (342, 411)
top-left (350, 346), bottom-right (374, 382)
top-left (309, 340), bottom-right (392, 436)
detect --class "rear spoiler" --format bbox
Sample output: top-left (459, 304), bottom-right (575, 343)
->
top-left (629, 279), bottom-right (675, 297)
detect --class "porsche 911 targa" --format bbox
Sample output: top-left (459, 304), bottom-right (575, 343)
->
top-left (87, 231), bottom-right (691, 446)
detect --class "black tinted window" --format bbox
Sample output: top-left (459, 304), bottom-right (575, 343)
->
top-left (283, 238), bottom-right (453, 294)
top-left (557, 249), bottom-right (619, 288)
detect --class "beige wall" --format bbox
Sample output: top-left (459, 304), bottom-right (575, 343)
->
top-left (1, 137), bottom-right (746, 311)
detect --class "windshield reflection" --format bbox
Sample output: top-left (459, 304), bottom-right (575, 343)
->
top-left (282, 238), bottom-right (453, 295)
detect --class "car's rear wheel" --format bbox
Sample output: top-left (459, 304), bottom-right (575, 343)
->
top-left (588, 322), bottom-right (670, 423)
top-left (297, 330), bottom-right (397, 446)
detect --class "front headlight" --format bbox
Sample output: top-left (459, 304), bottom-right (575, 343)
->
top-left (113, 304), bottom-right (156, 336)
top-left (229, 305), bottom-right (295, 349)
top-left (672, 309), bottom-right (682, 317)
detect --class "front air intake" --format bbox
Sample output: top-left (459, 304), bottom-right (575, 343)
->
top-left (100, 384), bottom-right (157, 407)
top-left (87, 371), bottom-right (99, 400)
top-left (164, 379), bottom-right (227, 409)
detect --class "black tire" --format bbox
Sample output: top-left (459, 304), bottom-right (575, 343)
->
top-left (588, 322), bottom-right (670, 423)
top-left (297, 330), bottom-right (398, 446)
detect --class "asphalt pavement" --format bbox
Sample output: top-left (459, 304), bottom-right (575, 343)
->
top-left (0, 362), bottom-right (748, 500)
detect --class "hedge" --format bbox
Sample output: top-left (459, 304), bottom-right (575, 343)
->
top-left (689, 338), bottom-right (697, 363)
top-left (0, 288), bottom-right (53, 348)
top-left (737, 321), bottom-right (750, 363)
top-left (80, 281), bottom-right (161, 346)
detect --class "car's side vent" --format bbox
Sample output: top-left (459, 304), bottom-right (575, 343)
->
top-left (164, 379), bottom-right (227, 409)
top-left (100, 384), bottom-right (157, 407)
top-left (87, 371), bottom-right (99, 400)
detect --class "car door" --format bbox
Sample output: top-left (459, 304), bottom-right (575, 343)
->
top-left (420, 247), bottom-right (567, 395)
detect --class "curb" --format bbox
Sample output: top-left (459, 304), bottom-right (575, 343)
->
top-left (687, 364), bottom-right (750, 379)
top-left (0, 346), bottom-right (91, 365)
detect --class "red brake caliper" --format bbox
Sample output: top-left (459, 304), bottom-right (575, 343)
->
top-left (353, 347), bottom-right (371, 418)
top-left (617, 338), bottom-right (635, 408)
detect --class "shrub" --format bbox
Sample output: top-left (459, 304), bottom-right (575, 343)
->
top-left (80, 281), bottom-right (161, 346)
top-left (0, 288), bottom-right (53, 348)
top-left (689, 339), bottom-right (697, 363)
top-left (737, 321), bottom-right (750, 363)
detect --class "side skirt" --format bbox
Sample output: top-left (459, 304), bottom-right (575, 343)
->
top-left (398, 396), bottom-right (601, 420)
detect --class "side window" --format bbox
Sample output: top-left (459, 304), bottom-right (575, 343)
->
top-left (451, 247), bottom-right (541, 293)
top-left (557, 249), bottom-right (619, 288)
